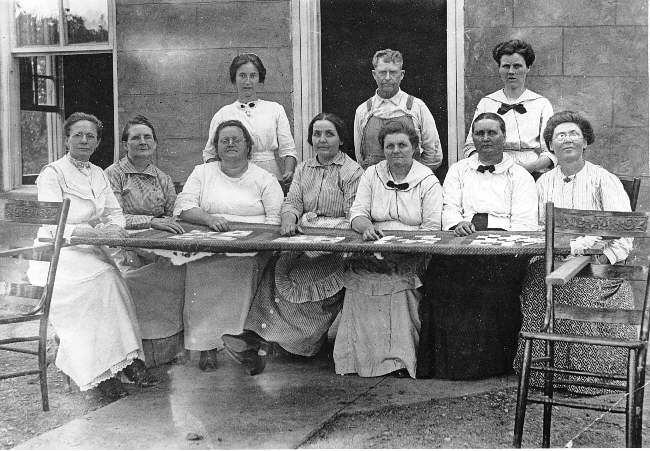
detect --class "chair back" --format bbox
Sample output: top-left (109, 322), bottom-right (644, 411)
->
top-left (617, 175), bottom-right (641, 212)
top-left (545, 202), bottom-right (650, 341)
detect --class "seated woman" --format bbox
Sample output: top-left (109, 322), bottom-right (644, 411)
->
top-left (333, 120), bottom-right (443, 379)
top-left (516, 110), bottom-right (635, 394)
top-left (105, 115), bottom-right (185, 367)
top-left (29, 112), bottom-right (156, 399)
top-left (221, 113), bottom-right (364, 373)
top-left (174, 119), bottom-right (284, 371)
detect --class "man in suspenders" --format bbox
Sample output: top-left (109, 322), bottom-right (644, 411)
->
top-left (353, 48), bottom-right (443, 172)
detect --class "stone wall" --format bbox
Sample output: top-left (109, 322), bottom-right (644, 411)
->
top-left (464, 0), bottom-right (649, 213)
top-left (115, 0), bottom-right (293, 183)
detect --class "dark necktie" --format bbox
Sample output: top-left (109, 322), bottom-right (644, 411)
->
top-left (477, 165), bottom-right (495, 173)
top-left (497, 103), bottom-right (527, 115)
top-left (387, 180), bottom-right (409, 190)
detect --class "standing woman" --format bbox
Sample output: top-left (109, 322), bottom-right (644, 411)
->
top-left (30, 112), bottom-right (156, 399)
top-left (105, 115), bottom-right (185, 367)
top-left (464, 39), bottom-right (555, 176)
top-left (203, 53), bottom-right (297, 188)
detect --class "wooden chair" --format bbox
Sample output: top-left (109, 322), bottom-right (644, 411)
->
top-left (618, 175), bottom-right (641, 212)
top-left (513, 202), bottom-right (650, 448)
top-left (0, 198), bottom-right (69, 411)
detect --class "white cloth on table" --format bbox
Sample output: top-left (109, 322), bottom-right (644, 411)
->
top-left (463, 89), bottom-right (555, 168)
top-left (202, 100), bottom-right (297, 179)
top-left (28, 155), bottom-right (143, 391)
top-left (442, 153), bottom-right (538, 231)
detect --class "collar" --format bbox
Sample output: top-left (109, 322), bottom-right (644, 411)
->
top-left (485, 89), bottom-right (544, 104)
top-left (66, 153), bottom-right (91, 171)
top-left (372, 88), bottom-right (406, 107)
top-left (557, 161), bottom-right (588, 182)
top-left (469, 153), bottom-right (515, 174)
top-left (305, 151), bottom-right (346, 168)
top-left (117, 156), bottom-right (157, 176)
top-left (375, 159), bottom-right (434, 191)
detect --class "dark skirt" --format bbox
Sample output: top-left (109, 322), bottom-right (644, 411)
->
top-left (417, 255), bottom-right (529, 380)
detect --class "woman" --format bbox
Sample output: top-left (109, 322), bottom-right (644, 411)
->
top-left (174, 119), bottom-right (284, 371)
top-left (333, 120), bottom-right (443, 379)
top-left (464, 39), bottom-right (555, 176)
top-left (516, 110), bottom-right (634, 394)
top-left (221, 113), bottom-right (364, 373)
top-left (203, 53), bottom-right (297, 188)
top-left (105, 115), bottom-right (185, 367)
top-left (29, 112), bottom-right (156, 399)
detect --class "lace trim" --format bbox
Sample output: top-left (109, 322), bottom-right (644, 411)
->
top-left (78, 350), bottom-right (142, 391)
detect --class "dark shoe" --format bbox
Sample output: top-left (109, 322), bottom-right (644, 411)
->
top-left (198, 349), bottom-right (218, 372)
top-left (97, 377), bottom-right (128, 400)
top-left (123, 359), bottom-right (159, 387)
top-left (223, 342), bottom-right (269, 376)
top-left (389, 369), bottom-right (411, 378)
top-left (222, 330), bottom-right (264, 352)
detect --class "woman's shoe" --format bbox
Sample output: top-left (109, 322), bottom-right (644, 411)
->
top-left (199, 349), bottom-right (218, 372)
top-left (388, 369), bottom-right (411, 378)
top-left (221, 330), bottom-right (264, 352)
top-left (97, 377), bottom-right (128, 400)
top-left (223, 342), bottom-right (269, 376)
top-left (123, 359), bottom-right (159, 387)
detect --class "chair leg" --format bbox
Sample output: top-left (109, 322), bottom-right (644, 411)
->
top-left (38, 324), bottom-right (49, 412)
top-left (542, 340), bottom-right (554, 448)
top-left (513, 338), bottom-right (533, 448)
top-left (626, 349), bottom-right (638, 448)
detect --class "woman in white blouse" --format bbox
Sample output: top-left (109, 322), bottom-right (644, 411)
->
top-left (175, 119), bottom-right (284, 371)
top-left (203, 53), bottom-right (297, 189)
top-left (516, 111), bottom-right (634, 394)
top-left (333, 120), bottom-right (443, 379)
top-left (464, 39), bottom-right (555, 176)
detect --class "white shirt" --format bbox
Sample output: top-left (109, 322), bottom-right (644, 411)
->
top-left (353, 89), bottom-right (443, 170)
top-left (442, 153), bottom-right (538, 231)
top-left (536, 161), bottom-right (633, 263)
top-left (203, 100), bottom-right (297, 164)
top-left (464, 89), bottom-right (555, 167)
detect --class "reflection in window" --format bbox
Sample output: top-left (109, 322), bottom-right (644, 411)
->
top-left (20, 111), bottom-right (57, 184)
top-left (15, 0), bottom-right (59, 46)
top-left (64, 0), bottom-right (109, 44)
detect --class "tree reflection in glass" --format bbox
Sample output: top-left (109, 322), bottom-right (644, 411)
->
top-left (15, 0), bottom-right (59, 46)
top-left (64, 0), bottom-right (109, 44)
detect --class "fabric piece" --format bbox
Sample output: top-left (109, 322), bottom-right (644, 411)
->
top-left (274, 252), bottom-right (345, 304)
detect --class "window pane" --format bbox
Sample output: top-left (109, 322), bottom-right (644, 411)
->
top-left (20, 111), bottom-right (55, 184)
top-left (15, 0), bottom-right (59, 46)
top-left (64, 0), bottom-right (109, 44)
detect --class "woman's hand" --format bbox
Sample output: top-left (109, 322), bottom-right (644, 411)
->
top-left (362, 225), bottom-right (384, 241)
top-left (281, 169), bottom-right (294, 185)
top-left (150, 217), bottom-right (185, 234)
top-left (205, 215), bottom-right (230, 232)
top-left (280, 214), bottom-right (301, 236)
top-left (453, 221), bottom-right (476, 237)
top-left (592, 254), bottom-right (610, 265)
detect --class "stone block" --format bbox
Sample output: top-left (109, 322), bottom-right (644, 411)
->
top-left (613, 78), bottom-right (649, 128)
top-left (465, 27), bottom-right (563, 77)
top-left (198, 94), bottom-right (241, 139)
top-left (616, 0), bottom-right (648, 25)
top-left (196, 1), bottom-right (290, 48)
top-left (464, 0), bottom-right (514, 28)
top-left (514, 0), bottom-right (615, 26)
top-left (609, 126), bottom-right (649, 175)
top-left (582, 124), bottom-right (613, 168)
top-left (118, 94), bottom-right (202, 140)
top-left (195, 49), bottom-right (240, 94)
top-left (564, 27), bottom-right (648, 77)
top-left (156, 138), bottom-right (205, 183)
top-left (117, 3), bottom-right (200, 51)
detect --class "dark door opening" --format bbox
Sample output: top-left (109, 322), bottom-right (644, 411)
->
top-left (321, 0), bottom-right (448, 178)
top-left (63, 54), bottom-right (114, 169)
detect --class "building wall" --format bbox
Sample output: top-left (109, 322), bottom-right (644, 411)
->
top-left (464, 0), bottom-right (649, 212)
top-left (115, 0), bottom-right (293, 183)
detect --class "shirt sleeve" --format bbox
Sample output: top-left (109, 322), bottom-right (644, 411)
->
top-left (538, 99), bottom-right (556, 165)
top-left (463, 99), bottom-right (486, 158)
top-left (441, 164), bottom-right (464, 230)
top-left (281, 162), bottom-right (305, 220)
top-left (509, 169), bottom-right (539, 231)
top-left (275, 105), bottom-right (297, 158)
top-left (160, 172), bottom-right (178, 218)
top-left (173, 165), bottom-right (203, 217)
top-left (419, 178), bottom-right (443, 231)
top-left (35, 167), bottom-right (77, 239)
top-left (353, 105), bottom-right (365, 165)
top-left (349, 168), bottom-right (373, 224)
top-left (599, 171), bottom-right (634, 263)
top-left (260, 176), bottom-right (284, 225)
top-left (203, 111), bottom-right (222, 162)
top-left (104, 167), bottom-right (153, 230)
top-left (417, 102), bottom-right (444, 170)
top-left (99, 172), bottom-right (126, 229)
top-left (342, 164), bottom-right (364, 219)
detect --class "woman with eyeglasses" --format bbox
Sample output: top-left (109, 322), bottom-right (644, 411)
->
top-left (174, 119), bottom-right (283, 371)
top-left (464, 39), bottom-right (555, 178)
top-left (30, 112), bottom-right (157, 400)
top-left (203, 53), bottom-right (297, 189)
top-left (515, 110), bottom-right (634, 394)
top-left (105, 115), bottom-right (185, 368)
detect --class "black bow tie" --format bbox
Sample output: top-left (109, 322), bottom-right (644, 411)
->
top-left (477, 164), bottom-right (496, 173)
top-left (387, 180), bottom-right (409, 190)
top-left (497, 103), bottom-right (527, 115)
top-left (239, 102), bottom-right (256, 109)
top-left (563, 176), bottom-right (574, 183)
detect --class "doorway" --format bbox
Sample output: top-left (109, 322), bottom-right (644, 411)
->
top-left (320, 0), bottom-right (448, 176)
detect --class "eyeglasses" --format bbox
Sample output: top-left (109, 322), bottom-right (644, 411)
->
top-left (69, 132), bottom-right (98, 142)
top-left (128, 134), bottom-right (155, 142)
top-left (374, 70), bottom-right (402, 79)
top-left (219, 137), bottom-right (244, 145)
top-left (553, 131), bottom-right (583, 142)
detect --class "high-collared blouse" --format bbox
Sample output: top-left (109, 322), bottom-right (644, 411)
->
top-left (282, 151), bottom-right (364, 221)
top-left (203, 100), bottom-right (297, 163)
top-left (442, 153), bottom-right (538, 231)
top-left (173, 162), bottom-right (283, 225)
top-left (105, 157), bottom-right (177, 230)
top-left (463, 89), bottom-right (555, 167)
top-left (349, 159), bottom-right (443, 230)
top-left (536, 161), bottom-right (633, 263)
top-left (353, 89), bottom-right (443, 170)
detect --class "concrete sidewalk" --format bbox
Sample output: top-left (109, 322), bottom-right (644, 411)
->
top-left (16, 352), bottom-right (517, 449)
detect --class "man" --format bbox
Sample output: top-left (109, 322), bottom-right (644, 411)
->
top-left (353, 48), bottom-right (443, 172)
top-left (443, 112), bottom-right (537, 235)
